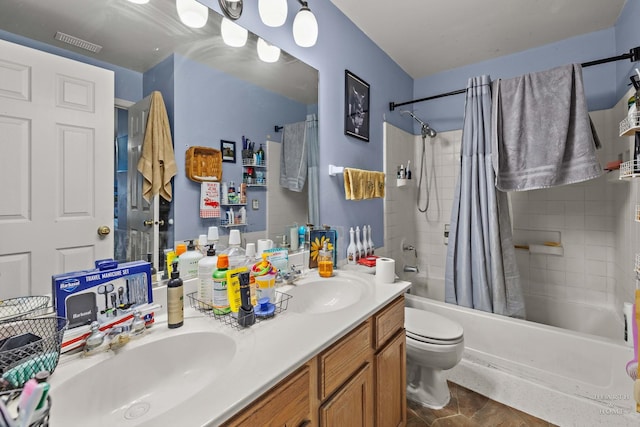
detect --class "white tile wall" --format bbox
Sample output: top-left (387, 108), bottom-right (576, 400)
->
top-left (384, 90), bottom-right (640, 314)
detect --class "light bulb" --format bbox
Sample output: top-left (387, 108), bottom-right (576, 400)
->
top-left (257, 38), bottom-right (281, 63)
top-left (127, 0), bottom-right (150, 4)
top-left (176, 0), bottom-right (208, 29)
top-left (293, 7), bottom-right (318, 47)
top-left (221, 17), bottom-right (248, 47)
top-left (258, 0), bottom-right (288, 28)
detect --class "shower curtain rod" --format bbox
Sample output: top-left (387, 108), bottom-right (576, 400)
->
top-left (389, 46), bottom-right (640, 111)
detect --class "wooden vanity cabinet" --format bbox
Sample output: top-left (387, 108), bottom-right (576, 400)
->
top-left (221, 363), bottom-right (313, 427)
top-left (222, 295), bottom-right (406, 427)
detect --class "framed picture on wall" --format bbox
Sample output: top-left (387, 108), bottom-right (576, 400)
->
top-left (344, 70), bottom-right (370, 142)
top-left (221, 140), bottom-right (236, 163)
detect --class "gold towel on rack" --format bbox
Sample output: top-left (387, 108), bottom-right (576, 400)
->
top-left (343, 168), bottom-right (385, 200)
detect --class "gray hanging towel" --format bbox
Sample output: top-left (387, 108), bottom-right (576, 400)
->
top-left (491, 64), bottom-right (602, 191)
top-left (280, 122), bottom-right (307, 192)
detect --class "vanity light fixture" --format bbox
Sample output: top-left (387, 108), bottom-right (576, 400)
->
top-left (292, 0), bottom-right (318, 48)
top-left (258, 0), bottom-right (288, 28)
top-left (218, 0), bottom-right (243, 21)
top-left (221, 17), bottom-right (248, 47)
top-left (176, 0), bottom-right (209, 28)
top-left (127, 0), bottom-right (150, 4)
top-left (257, 37), bottom-right (281, 63)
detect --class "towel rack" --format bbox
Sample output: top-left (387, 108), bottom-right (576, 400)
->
top-left (328, 164), bottom-right (344, 176)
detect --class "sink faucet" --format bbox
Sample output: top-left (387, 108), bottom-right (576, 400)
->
top-left (83, 311), bottom-right (147, 355)
top-left (277, 264), bottom-right (304, 284)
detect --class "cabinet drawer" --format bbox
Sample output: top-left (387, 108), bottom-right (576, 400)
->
top-left (373, 295), bottom-right (404, 350)
top-left (319, 319), bottom-right (372, 400)
top-left (223, 364), bottom-right (311, 427)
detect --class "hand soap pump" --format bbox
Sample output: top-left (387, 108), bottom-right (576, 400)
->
top-left (318, 241), bottom-right (334, 278)
top-left (178, 239), bottom-right (203, 280)
top-left (167, 261), bottom-right (184, 329)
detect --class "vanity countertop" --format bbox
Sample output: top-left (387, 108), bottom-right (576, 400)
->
top-left (49, 269), bottom-right (410, 426)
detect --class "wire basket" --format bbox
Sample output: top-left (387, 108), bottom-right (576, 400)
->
top-left (0, 317), bottom-right (67, 389)
top-left (0, 297), bottom-right (51, 323)
top-left (187, 291), bottom-right (292, 330)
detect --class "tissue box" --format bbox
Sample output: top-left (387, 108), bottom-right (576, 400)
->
top-left (52, 259), bottom-right (152, 331)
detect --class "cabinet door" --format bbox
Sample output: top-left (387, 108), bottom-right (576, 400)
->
top-left (375, 330), bottom-right (406, 427)
top-left (223, 364), bottom-right (311, 427)
top-left (320, 363), bottom-right (374, 427)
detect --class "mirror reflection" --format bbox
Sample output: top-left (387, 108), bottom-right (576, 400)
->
top-left (0, 0), bottom-right (318, 281)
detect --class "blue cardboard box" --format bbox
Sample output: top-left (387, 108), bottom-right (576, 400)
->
top-left (52, 259), bottom-right (152, 331)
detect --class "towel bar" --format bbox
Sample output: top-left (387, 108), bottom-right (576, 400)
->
top-left (328, 164), bottom-right (344, 176)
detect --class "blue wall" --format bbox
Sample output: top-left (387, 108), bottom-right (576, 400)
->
top-left (198, 0), bottom-right (415, 249)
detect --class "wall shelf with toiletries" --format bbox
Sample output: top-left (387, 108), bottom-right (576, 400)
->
top-left (619, 112), bottom-right (640, 137)
top-left (618, 160), bottom-right (640, 179)
top-left (242, 161), bottom-right (267, 186)
top-left (219, 220), bottom-right (247, 228)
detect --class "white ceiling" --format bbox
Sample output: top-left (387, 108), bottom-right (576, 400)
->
top-left (330, 0), bottom-right (627, 79)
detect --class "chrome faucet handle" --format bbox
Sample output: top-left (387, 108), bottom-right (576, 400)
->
top-left (84, 321), bottom-right (106, 353)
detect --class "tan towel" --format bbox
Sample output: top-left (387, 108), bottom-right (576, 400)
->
top-left (343, 168), bottom-right (385, 200)
top-left (137, 91), bottom-right (177, 202)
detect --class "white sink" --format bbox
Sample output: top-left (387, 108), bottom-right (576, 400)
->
top-left (50, 331), bottom-right (236, 426)
top-left (286, 273), bottom-right (368, 314)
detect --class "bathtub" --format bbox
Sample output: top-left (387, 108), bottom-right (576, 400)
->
top-left (406, 279), bottom-right (638, 427)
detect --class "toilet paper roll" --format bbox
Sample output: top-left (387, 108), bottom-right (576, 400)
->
top-left (375, 257), bottom-right (395, 284)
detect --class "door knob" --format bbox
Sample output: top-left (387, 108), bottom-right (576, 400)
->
top-left (97, 225), bottom-right (111, 236)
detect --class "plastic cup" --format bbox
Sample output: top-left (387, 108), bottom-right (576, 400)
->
top-left (254, 274), bottom-right (276, 304)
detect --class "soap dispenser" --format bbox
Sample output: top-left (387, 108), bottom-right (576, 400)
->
top-left (318, 241), bottom-right (334, 278)
top-left (178, 239), bottom-right (203, 280)
top-left (167, 261), bottom-right (184, 329)
top-left (197, 245), bottom-right (217, 308)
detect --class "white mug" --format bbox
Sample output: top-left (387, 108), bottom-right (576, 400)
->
top-left (257, 239), bottom-right (273, 257)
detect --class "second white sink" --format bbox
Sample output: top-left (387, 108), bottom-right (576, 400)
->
top-left (286, 272), bottom-right (368, 314)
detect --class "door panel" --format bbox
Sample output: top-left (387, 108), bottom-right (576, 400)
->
top-left (0, 39), bottom-right (114, 298)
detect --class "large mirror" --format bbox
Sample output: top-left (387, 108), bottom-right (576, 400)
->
top-left (0, 0), bottom-right (318, 280)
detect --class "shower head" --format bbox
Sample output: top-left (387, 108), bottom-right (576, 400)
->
top-left (399, 110), bottom-right (437, 138)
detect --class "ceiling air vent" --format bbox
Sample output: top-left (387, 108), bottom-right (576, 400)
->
top-left (54, 31), bottom-right (102, 53)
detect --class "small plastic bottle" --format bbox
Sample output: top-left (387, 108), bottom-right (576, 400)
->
top-left (318, 241), bottom-right (334, 278)
top-left (361, 225), bottom-right (369, 258)
top-left (346, 227), bottom-right (357, 265)
top-left (355, 226), bottom-right (364, 261)
top-left (167, 262), bottom-right (184, 329)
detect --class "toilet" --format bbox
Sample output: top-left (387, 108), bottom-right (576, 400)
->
top-left (404, 307), bottom-right (464, 409)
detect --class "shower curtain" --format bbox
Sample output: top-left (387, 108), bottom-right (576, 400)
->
top-left (444, 76), bottom-right (525, 318)
top-left (306, 114), bottom-right (319, 226)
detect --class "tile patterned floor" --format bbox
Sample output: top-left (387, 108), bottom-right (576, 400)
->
top-left (407, 381), bottom-right (557, 426)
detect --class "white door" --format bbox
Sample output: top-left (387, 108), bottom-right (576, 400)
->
top-left (0, 39), bottom-right (114, 298)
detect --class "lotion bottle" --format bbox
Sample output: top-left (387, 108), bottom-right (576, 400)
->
top-left (167, 262), bottom-right (184, 329)
top-left (178, 239), bottom-right (203, 280)
top-left (346, 227), bottom-right (357, 264)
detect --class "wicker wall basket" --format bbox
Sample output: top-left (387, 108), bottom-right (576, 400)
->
top-left (185, 146), bottom-right (222, 182)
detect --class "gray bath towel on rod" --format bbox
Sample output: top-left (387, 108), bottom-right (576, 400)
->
top-left (280, 121), bottom-right (307, 192)
top-left (491, 63), bottom-right (602, 191)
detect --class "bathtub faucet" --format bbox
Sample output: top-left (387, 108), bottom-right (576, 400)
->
top-left (403, 265), bottom-right (419, 273)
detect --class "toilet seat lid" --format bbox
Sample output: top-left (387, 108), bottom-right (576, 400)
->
top-left (405, 307), bottom-right (463, 342)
